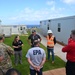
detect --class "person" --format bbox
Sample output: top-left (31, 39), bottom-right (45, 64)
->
top-left (5, 68), bottom-right (21, 75)
top-left (28, 30), bottom-right (42, 47)
top-left (12, 35), bottom-right (23, 66)
top-left (0, 34), bottom-right (14, 75)
top-left (68, 34), bottom-right (72, 44)
top-left (26, 41), bottom-right (46, 75)
top-left (62, 30), bottom-right (75, 75)
top-left (46, 30), bottom-right (56, 63)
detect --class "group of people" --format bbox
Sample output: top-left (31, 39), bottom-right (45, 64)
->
top-left (27, 29), bottom-right (75, 75)
top-left (0, 29), bottom-right (75, 75)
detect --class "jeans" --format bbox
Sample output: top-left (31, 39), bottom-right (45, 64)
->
top-left (30, 68), bottom-right (43, 75)
top-left (47, 47), bottom-right (54, 61)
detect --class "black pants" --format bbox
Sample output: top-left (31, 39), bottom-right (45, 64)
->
top-left (30, 68), bottom-right (43, 75)
top-left (66, 60), bottom-right (75, 75)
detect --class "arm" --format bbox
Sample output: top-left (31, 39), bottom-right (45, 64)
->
top-left (6, 45), bottom-right (14, 55)
top-left (21, 40), bottom-right (24, 46)
top-left (12, 42), bottom-right (18, 48)
top-left (54, 37), bottom-right (56, 45)
top-left (39, 57), bottom-right (46, 67)
top-left (27, 58), bottom-right (37, 70)
top-left (2, 43), bottom-right (14, 55)
top-left (13, 46), bottom-right (18, 48)
top-left (37, 50), bottom-right (46, 71)
top-left (37, 34), bottom-right (42, 42)
top-left (62, 45), bottom-right (70, 52)
top-left (28, 35), bottom-right (32, 45)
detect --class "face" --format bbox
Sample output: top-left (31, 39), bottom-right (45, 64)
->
top-left (71, 34), bottom-right (75, 40)
top-left (32, 32), bottom-right (36, 35)
top-left (16, 35), bottom-right (20, 40)
top-left (48, 33), bottom-right (52, 36)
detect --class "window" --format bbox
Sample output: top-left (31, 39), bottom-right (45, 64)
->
top-left (48, 20), bottom-right (51, 22)
top-left (47, 24), bottom-right (49, 30)
top-left (58, 23), bottom-right (61, 32)
top-left (20, 26), bottom-right (22, 30)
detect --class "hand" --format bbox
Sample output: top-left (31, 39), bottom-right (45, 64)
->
top-left (0, 56), bottom-right (4, 62)
top-left (34, 66), bottom-right (41, 72)
top-left (36, 66), bottom-right (41, 72)
top-left (18, 45), bottom-right (21, 47)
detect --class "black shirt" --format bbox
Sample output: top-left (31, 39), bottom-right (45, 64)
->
top-left (12, 40), bottom-right (23, 51)
top-left (28, 34), bottom-right (41, 45)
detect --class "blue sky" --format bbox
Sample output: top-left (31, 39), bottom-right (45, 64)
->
top-left (0, 0), bottom-right (75, 25)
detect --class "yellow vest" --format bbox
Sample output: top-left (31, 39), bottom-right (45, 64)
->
top-left (47, 35), bottom-right (54, 47)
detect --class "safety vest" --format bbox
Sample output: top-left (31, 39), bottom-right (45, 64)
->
top-left (47, 35), bottom-right (54, 47)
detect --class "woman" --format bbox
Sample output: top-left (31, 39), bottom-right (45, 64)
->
top-left (12, 35), bottom-right (23, 66)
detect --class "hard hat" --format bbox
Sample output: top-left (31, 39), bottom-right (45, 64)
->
top-left (47, 30), bottom-right (52, 33)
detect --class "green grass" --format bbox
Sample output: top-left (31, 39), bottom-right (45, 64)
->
top-left (4, 35), bottom-right (65, 75)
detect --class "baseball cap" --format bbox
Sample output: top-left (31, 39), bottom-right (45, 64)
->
top-left (32, 30), bottom-right (36, 33)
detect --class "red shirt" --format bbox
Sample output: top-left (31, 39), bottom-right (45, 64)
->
top-left (62, 40), bottom-right (75, 62)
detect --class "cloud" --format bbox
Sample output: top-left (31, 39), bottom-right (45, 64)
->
top-left (46, 0), bottom-right (55, 6)
top-left (61, 0), bottom-right (75, 4)
top-left (8, 6), bottom-right (66, 24)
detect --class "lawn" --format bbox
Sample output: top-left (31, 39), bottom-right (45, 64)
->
top-left (4, 35), bottom-right (65, 75)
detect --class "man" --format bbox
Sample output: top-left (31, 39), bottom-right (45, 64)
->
top-left (28, 30), bottom-right (42, 47)
top-left (26, 41), bottom-right (46, 75)
top-left (62, 30), bottom-right (75, 75)
top-left (0, 35), bottom-right (14, 75)
top-left (46, 30), bottom-right (56, 63)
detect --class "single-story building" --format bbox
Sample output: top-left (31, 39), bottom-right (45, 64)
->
top-left (39, 15), bottom-right (75, 44)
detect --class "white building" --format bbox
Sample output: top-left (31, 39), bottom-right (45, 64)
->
top-left (0, 25), bottom-right (27, 37)
top-left (39, 15), bottom-right (75, 44)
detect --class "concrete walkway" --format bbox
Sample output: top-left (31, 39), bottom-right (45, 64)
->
top-left (43, 68), bottom-right (66, 75)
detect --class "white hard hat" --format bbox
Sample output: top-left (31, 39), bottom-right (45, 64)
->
top-left (47, 30), bottom-right (52, 33)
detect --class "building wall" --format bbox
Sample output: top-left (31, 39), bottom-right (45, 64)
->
top-left (11, 26), bottom-right (19, 34)
top-left (2, 26), bottom-right (11, 37)
top-left (40, 16), bottom-right (75, 44)
top-left (51, 17), bottom-right (75, 44)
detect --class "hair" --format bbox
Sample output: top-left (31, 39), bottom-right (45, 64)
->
top-left (5, 68), bottom-right (21, 75)
top-left (34, 41), bottom-right (39, 46)
top-left (13, 35), bottom-right (19, 43)
top-left (0, 35), bottom-right (4, 40)
top-left (71, 30), bottom-right (75, 35)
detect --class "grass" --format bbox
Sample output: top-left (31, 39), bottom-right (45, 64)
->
top-left (4, 34), bottom-right (66, 75)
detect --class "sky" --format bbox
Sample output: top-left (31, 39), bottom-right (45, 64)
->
top-left (0, 0), bottom-right (75, 25)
